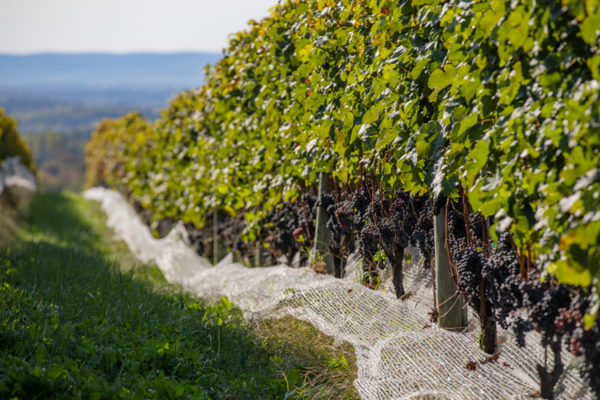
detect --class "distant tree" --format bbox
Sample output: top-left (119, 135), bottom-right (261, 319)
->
top-left (0, 109), bottom-right (36, 174)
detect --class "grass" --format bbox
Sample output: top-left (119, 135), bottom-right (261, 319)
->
top-left (0, 188), bottom-right (31, 248)
top-left (250, 315), bottom-right (358, 400)
top-left (0, 206), bottom-right (19, 248)
top-left (0, 192), bottom-right (358, 399)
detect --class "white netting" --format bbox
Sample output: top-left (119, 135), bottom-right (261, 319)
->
top-left (0, 156), bottom-right (37, 194)
top-left (84, 188), bottom-right (594, 400)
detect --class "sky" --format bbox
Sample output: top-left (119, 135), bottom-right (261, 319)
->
top-left (0, 0), bottom-right (278, 54)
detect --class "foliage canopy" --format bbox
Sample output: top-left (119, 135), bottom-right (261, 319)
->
top-left (87, 0), bottom-right (600, 318)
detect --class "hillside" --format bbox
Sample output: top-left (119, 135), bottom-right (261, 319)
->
top-left (0, 52), bottom-right (222, 191)
top-left (0, 52), bottom-right (222, 134)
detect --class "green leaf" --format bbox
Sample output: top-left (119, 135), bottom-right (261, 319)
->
top-left (412, 0), bottom-right (440, 5)
top-left (548, 260), bottom-right (592, 287)
top-left (428, 64), bottom-right (457, 90)
top-left (465, 139), bottom-right (490, 187)
top-left (584, 312), bottom-right (596, 330)
top-left (411, 58), bottom-right (430, 80)
top-left (580, 13), bottom-right (600, 45)
top-left (453, 113), bottom-right (478, 142)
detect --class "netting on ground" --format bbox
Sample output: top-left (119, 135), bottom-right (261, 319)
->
top-left (84, 188), bottom-right (593, 400)
top-left (0, 156), bottom-right (37, 195)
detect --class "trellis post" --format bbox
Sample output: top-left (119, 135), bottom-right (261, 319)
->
top-left (255, 242), bottom-right (268, 267)
top-left (434, 207), bottom-right (468, 330)
top-left (312, 172), bottom-right (334, 274)
top-left (213, 209), bottom-right (227, 264)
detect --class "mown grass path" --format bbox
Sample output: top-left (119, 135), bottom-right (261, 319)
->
top-left (0, 193), bottom-right (358, 399)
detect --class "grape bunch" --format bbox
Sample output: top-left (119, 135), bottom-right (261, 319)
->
top-left (326, 199), bottom-right (356, 244)
top-left (261, 197), bottom-right (318, 265)
top-left (475, 230), bottom-right (599, 397)
top-left (359, 222), bottom-right (380, 288)
top-left (316, 191), bottom-right (335, 213)
top-left (217, 214), bottom-right (249, 258)
top-left (433, 194), bottom-right (447, 217)
top-left (452, 236), bottom-right (485, 310)
top-left (351, 190), bottom-right (369, 219)
top-left (298, 193), bottom-right (317, 241)
top-left (325, 198), bottom-right (358, 276)
top-left (482, 232), bottom-right (523, 329)
top-left (185, 222), bottom-right (212, 258)
top-left (408, 195), bottom-right (434, 267)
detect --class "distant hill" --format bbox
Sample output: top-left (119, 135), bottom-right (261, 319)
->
top-left (0, 52), bottom-right (222, 191)
top-left (0, 97), bottom-right (151, 134)
top-left (0, 52), bottom-right (222, 133)
top-left (0, 53), bottom-right (222, 91)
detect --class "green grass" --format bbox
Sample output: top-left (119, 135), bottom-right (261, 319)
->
top-left (0, 207), bottom-right (19, 248)
top-left (1, 192), bottom-right (285, 399)
top-left (0, 192), bottom-right (358, 399)
top-left (250, 315), bottom-right (358, 400)
top-left (0, 189), bottom-right (30, 248)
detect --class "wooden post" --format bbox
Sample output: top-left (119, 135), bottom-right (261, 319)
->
top-left (479, 218), bottom-right (497, 354)
top-left (480, 280), bottom-right (497, 353)
top-left (213, 209), bottom-right (227, 264)
top-left (312, 172), bottom-right (334, 274)
top-left (434, 208), bottom-right (468, 330)
top-left (254, 242), bottom-right (268, 267)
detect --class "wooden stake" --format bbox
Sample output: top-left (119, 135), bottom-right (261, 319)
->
top-left (213, 209), bottom-right (227, 264)
top-left (313, 172), bottom-right (334, 274)
top-left (434, 206), bottom-right (468, 330)
top-left (255, 242), bottom-right (267, 267)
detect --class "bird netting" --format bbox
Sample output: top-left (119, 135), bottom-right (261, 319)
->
top-left (84, 188), bottom-right (593, 400)
top-left (0, 156), bottom-right (37, 195)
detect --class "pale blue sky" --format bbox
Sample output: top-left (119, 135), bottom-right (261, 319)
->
top-left (0, 0), bottom-right (278, 54)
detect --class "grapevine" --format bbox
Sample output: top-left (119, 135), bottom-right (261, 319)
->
top-left (85, 0), bottom-right (600, 396)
